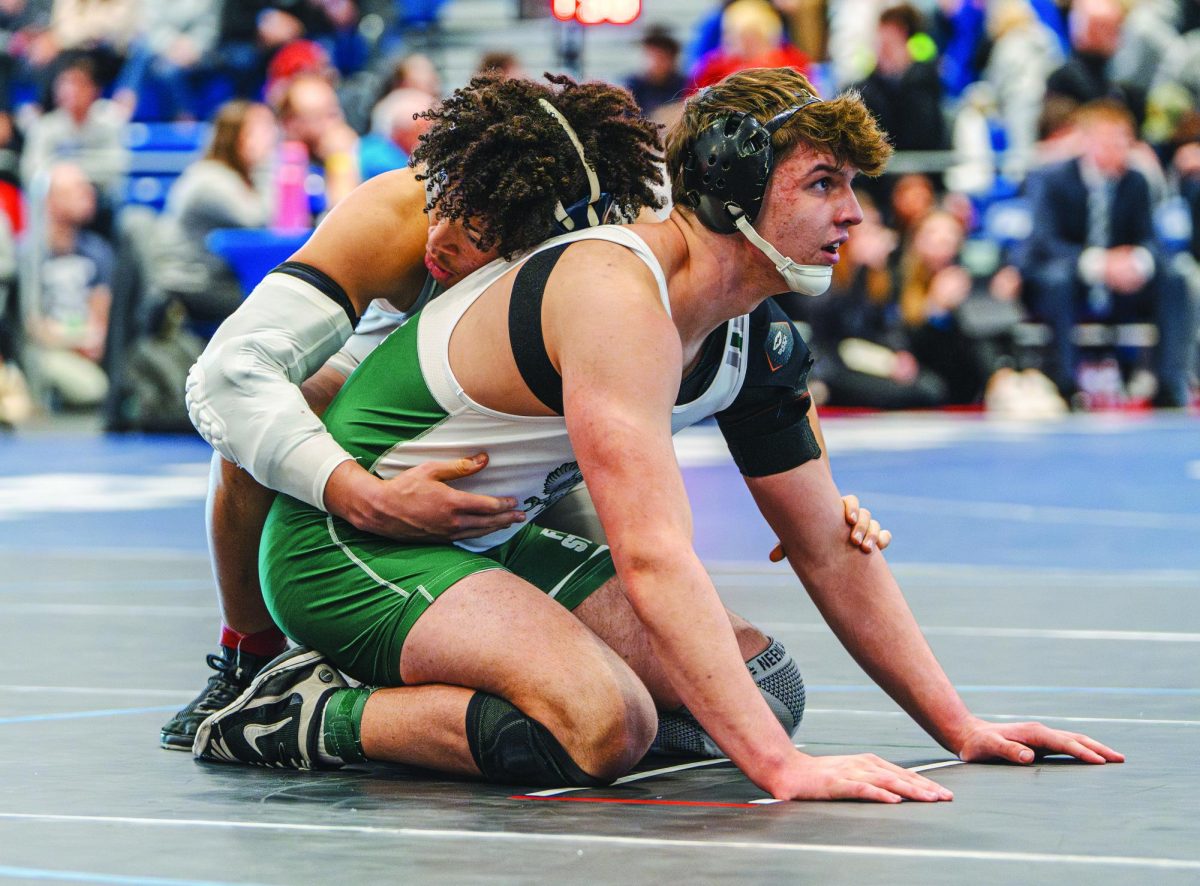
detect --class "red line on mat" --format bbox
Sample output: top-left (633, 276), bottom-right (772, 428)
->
top-left (510, 795), bottom-right (759, 808)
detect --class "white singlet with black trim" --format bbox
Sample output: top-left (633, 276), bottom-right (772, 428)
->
top-left (320, 225), bottom-right (751, 552)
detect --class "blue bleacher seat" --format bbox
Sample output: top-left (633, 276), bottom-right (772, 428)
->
top-left (124, 121), bottom-right (210, 153)
top-left (123, 174), bottom-right (176, 211)
top-left (122, 122), bottom-right (210, 212)
top-left (205, 228), bottom-right (316, 295)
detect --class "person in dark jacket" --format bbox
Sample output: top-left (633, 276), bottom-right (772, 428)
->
top-left (1021, 99), bottom-right (1195, 406)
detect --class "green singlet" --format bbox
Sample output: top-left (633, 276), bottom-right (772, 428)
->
top-left (260, 312), bottom-right (615, 687)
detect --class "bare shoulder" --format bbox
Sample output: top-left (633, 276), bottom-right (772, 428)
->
top-left (292, 169), bottom-right (429, 310)
top-left (552, 236), bottom-right (662, 304)
top-left (544, 233), bottom-right (679, 374)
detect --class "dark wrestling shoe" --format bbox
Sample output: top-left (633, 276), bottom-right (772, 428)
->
top-left (160, 646), bottom-right (278, 750)
top-left (193, 646), bottom-right (347, 770)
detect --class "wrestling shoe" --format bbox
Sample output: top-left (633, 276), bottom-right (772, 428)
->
top-left (193, 646), bottom-right (347, 770)
top-left (160, 646), bottom-right (278, 750)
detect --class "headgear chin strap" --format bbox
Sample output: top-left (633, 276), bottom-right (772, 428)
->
top-left (728, 206), bottom-right (832, 297)
top-left (683, 93), bottom-right (831, 296)
top-left (538, 98), bottom-right (614, 234)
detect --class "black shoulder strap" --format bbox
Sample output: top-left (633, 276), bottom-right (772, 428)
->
top-left (508, 244), bottom-right (571, 415)
top-left (272, 261), bottom-right (358, 326)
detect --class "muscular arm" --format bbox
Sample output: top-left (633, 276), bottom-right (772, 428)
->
top-left (292, 169), bottom-right (429, 310)
top-left (550, 247), bottom-right (801, 790)
top-left (186, 170), bottom-right (520, 537)
top-left (747, 435), bottom-right (977, 752)
top-left (748, 419), bottom-right (1123, 766)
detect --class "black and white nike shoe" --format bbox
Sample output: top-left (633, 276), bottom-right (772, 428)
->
top-left (160, 645), bottom-right (277, 751)
top-left (193, 646), bottom-right (347, 770)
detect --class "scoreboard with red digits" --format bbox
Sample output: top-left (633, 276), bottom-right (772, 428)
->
top-left (551, 0), bottom-right (640, 25)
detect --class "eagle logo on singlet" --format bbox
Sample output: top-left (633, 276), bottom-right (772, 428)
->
top-left (523, 461), bottom-right (583, 514)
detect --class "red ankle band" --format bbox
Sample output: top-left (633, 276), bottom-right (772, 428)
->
top-left (219, 625), bottom-right (288, 658)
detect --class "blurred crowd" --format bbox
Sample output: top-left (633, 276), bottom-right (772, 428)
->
top-left (0, 0), bottom-right (1197, 432)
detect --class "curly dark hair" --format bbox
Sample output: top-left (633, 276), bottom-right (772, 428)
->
top-left (412, 73), bottom-right (664, 258)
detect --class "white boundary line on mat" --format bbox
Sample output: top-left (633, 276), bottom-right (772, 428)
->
top-left (0, 812), bottom-right (1196, 871)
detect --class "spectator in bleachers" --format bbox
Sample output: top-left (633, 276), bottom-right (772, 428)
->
top-left (946, 80), bottom-right (1001, 198)
top-left (688, 0), bottom-right (811, 92)
top-left (1172, 118), bottom-right (1200, 390)
top-left (826, 0), bottom-right (884, 88)
top-left (111, 0), bottom-right (218, 121)
top-left (854, 4), bottom-right (947, 155)
top-left (19, 55), bottom-right (127, 207)
top-left (0, 192), bottom-right (31, 425)
top-left (1176, 120), bottom-right (1200, 259)
top-left (359, 87), bottom-right (432, 179)
top-left (20, 160), bottom-right (111, 408)
top-left (1020, 99), bottom-right (1195, 407)
top-left (476, 51), bottom-right (524, 81)
top-left (624, 26), bottom-right (686, 118)
top-left (1044, 0), bottom-right (1143, 121)
top-left (898, 209), bottom-right (1022, 404)
top-left (930, 0), bottom-right (987, 100)
top-left (886, 172), bottom-right (937, 251)
top-left (0, 109), bottom-right (22, 186)
top-left (800, 194), bottom-right (949, 410)
top-left (852, 4), bottom-right (947, 210)
top-left (1030, 92), bottom-right (1086, 168)
top-left (264, 38), bottom-right (335, 109)
top-left (277, 72), bottom-right (362, 219)
top-left (1108, 0), bottom-right (1184, 102)
top-left (312, 0), bottom-right (369, 79)
top-left (981, 0), bottom-right (1064, 180)
top-left (686, 0), bottom-right (807, 75)
top-left (150, 101), bottom-right (277, 329)
top-left (379, 52), bottom-right (441, 101)
top-left (0, 0), bottom-right (53, 112)
top-left (1142, 12), bottom-right (1200, 148)
top-left (47, 0), bottom-right (139, 89)
top-left (215, 1), bottom-right (335, 102)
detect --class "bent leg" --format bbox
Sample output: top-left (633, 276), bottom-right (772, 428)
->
top-left (207, 453), bottom-right (278, 633)
top-left (573, 580), bottom-right (804, 756)
top-left (573, 578), bottom-right (768, 708)
top-left (160, 453), bottom-right (289, 749)
top-left (255, 508), bottom-right (655, 783)
top-left (381, 570), bottom-right (657, 781)
top-left (165, 365), bottom-right (350, 750)
top-left (207, 362), bottom-right (349, 634)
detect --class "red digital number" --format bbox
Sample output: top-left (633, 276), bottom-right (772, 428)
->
top-left (551, 0), bottom-right (640, 25)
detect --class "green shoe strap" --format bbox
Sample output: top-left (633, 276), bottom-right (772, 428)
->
top-left (323, 687), bottom-right (373, 764)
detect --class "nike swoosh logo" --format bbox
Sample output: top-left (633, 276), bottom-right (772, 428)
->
top-left (243, 719), bottom-right (289, 754)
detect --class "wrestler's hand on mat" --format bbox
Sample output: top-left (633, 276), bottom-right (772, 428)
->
top-left (769, 495), bottom-right (891, 561)
top-left (954, 718), bottom-right (1124, 765)
top-left (767, 753), bottom-right (954, 803)
top-left (328, 453), bottom-right (525, 541)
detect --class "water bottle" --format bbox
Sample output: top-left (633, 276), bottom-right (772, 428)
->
top-left (274, 140), bottom-right (310, 232)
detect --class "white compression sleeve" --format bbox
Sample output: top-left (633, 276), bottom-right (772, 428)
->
top-left (185, 272), bottom-right (357, 510)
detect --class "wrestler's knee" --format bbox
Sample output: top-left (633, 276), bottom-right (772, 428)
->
top-left (533, 668), bottom-right (657, 781)
top-left (469, 681), bottom-right (656, 786)
top-left (731, 615), bottom-right (770, 661)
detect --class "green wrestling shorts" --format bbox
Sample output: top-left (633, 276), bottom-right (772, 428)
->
top-left (260, 495), bottom-right (615, 686)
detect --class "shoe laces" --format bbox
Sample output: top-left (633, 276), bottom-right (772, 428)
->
top-left (200, 652), bottom-right (252, 711)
